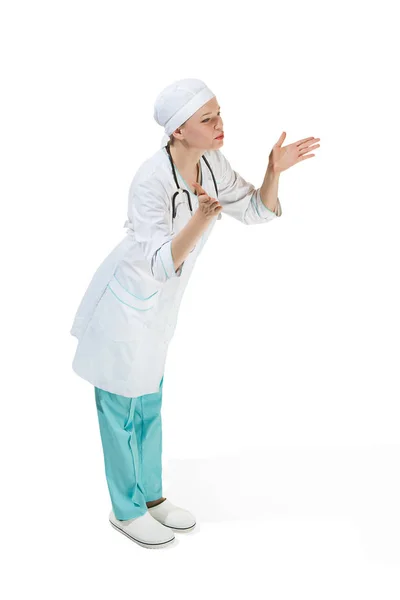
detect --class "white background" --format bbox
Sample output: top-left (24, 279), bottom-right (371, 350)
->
top-left (2, 0), bottom-right (400, 597)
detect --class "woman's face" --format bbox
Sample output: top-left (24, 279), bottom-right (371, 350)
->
top-left (174, 97), bottom-right (224, 150)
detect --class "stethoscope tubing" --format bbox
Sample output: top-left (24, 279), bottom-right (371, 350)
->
top-left (164, 143), bottom-right (219, 220)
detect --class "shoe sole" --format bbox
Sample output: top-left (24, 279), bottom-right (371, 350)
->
top-left (163, 522), bottom-right (196, 533)
top-left (109, 519), bottom-right (175, 549)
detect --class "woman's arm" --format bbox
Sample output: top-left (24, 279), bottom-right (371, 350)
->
top-left (129, 180), bottom-right (184, 282)
top-left (171, 211), bottom-right (213, 272)
top-left (210, 150), bottom-right (282, 225)
top-left (260, 165), bottom-right (281, 214)
top-left (128, 179), bottom-right (213, 281)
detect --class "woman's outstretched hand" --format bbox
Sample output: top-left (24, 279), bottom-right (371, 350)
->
top-left (269, 132), bottom-right (321, 174)
top-left (192, 181), bottom-right (223, 219)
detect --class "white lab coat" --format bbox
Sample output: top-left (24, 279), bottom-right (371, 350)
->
top-left (70, 147), bottom-right (282, 397)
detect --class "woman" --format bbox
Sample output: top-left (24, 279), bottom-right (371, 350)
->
top-left (70, 78), bottom-right (320, 549)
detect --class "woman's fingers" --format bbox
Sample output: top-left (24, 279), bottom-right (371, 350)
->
top-left (296, 136), bottom-right (320, 147)
top-left (192, 181), bottom-right (208, 196)
top-left (192, 181), bottom-right (216, 203)
top-left (192, 181), bottom-right (222, 215)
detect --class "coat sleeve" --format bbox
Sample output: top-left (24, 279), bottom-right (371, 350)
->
top-left (127, 180), bottom-right (184, 283)
top-left (213, 150), bottom-right (282, 224)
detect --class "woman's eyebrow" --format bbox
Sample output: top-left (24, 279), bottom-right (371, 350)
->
top-left (201, 106), bottom-right (221, 117)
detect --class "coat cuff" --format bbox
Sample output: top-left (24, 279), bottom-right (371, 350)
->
top-left (255, 189), bottom-right (281, 219)
top-left (156, 240), bottom-right (184, 279)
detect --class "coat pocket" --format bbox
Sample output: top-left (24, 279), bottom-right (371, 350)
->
top-left (95, 269), bottom-right (160, 342)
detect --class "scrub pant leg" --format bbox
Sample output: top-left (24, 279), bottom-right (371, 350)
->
top-left (94, 376), bottom-right (164, 520)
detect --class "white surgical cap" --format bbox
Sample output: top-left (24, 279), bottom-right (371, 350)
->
top-left (154, 78), bottom-right (215, 148)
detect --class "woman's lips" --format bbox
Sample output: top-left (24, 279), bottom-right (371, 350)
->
top-left (215, 134), bottom-right (224, 139)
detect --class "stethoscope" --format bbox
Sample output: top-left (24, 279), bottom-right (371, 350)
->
top-left (164, 142), bottom-right (219, 225)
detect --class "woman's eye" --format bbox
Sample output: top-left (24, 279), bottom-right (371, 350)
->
top-left (202, 112), bottom-right (221, 123)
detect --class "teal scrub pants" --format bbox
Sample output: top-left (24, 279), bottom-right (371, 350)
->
top-left (94, 375), bottom-right (164, 520)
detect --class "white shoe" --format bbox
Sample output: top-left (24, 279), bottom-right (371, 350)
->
top-left (147, 498), bottom-right (196, 532)
top-left (109, 510), bottom-right (175, 549)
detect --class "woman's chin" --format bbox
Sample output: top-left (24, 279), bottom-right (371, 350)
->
top-left (212, 137), bottom-right (224, 147)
